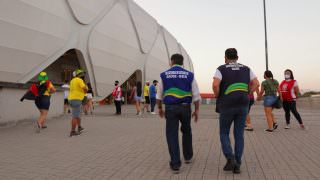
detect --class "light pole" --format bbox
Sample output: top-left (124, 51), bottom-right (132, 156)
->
top-left (263, 0), bottom-right (269, 70)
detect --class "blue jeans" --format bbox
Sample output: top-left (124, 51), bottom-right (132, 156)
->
top-left (219, 106), bottom-right (248, 165)
top-left (150, 97), bottom-right (156, 112)
top-left (165, 104), bottom-right (193, 168)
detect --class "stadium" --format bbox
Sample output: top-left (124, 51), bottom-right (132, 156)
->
top-left (0, 0), bottom-right (193, 124)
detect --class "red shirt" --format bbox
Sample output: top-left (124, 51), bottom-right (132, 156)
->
top-left (280, 80), bottom-right (297, 101)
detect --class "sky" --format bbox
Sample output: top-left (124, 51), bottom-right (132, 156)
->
top-left (134, 0), bottom-right (320, 93)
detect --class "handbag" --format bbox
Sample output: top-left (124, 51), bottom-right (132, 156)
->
top-left (272, 96), bottom-right (282, 109)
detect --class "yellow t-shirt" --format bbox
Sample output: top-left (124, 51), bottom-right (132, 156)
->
top-left (144, 85), bottom-right (149, 97)
top-left (68, 77), bottom-right (87, 101)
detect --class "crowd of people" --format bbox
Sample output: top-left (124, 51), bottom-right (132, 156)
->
top-left (21, 49), bottom-right (305, 174)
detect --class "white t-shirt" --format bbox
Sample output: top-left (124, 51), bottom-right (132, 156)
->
top-left (61, 84), bottom-right (70, 99)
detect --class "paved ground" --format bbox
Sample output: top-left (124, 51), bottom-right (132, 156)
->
top-left (0, 98), bottom-right (320, 180)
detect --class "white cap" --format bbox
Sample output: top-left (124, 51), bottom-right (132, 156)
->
top-left (72, 71), bottom-right (76, 77)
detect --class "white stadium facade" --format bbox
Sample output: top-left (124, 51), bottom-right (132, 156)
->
top-left (0, 0), bottom-right (193, 125)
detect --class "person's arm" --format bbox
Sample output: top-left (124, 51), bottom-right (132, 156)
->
top-left (275, 81), bottom-right (282, 100)
top-left (258, 83), bottom-right (264, 101)
top-left (49, 83), bottom-right (56, 94)
top-left (212, 78), bottom-right (221, 98)
top-left (156, 82), bottom-right (164, 118)
top-left (294, 81), bottom-right (300, 97)
top-left (250, 78), bottom-right (259, 94)
top-left (191, 79), bottom-right (201, 122)
top-left (130, 87), bottom-right (135, 100)
top-left (212, 69), bottom-right (222, 98)
top-left (80, 80), bottom-right (88, 93)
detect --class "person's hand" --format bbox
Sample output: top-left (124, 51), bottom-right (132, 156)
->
top-left (257, 96), bottom-right (262, 101)
top-left (192, 110), bottom-right (199, 123)
top-left (158, 108), bottom-right (165, 118)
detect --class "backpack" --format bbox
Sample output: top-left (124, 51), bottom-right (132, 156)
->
top-left (37, 81), bottom-right (50, 96)
top-left (20, 81), bottom-right (50, 102)
top-left (112, 86), bottom-right (122, 98)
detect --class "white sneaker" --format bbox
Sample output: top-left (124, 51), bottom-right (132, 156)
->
top-left (151, 112), bottom-right (156, 115)
top-left (284, 125), bottom-right (290, 129)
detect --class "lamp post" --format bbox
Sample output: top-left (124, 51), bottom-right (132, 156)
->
top-left (263, 0), bottom-right (269, 70)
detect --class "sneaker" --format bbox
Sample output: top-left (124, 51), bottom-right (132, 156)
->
top-left (265, 129), bottom-right (273, 132)
top-left (170, 166), bottom-right (180, 174)
top-left (273, 123), bottom-right (278, 130)
top-left (223, 159), bottom-right (235, 171)
top-left (78, 126), bottom-right (84, 133)
top-left (151, 112), bottom-right (156, 115)
top-left (70, 131), bottom-right (81, 137)
top-left (233, 163), bottom-right (241, 174)
top-left (41, 125), bottom-right (47, 129)
top-left (68, 110), bottom-right (71, 114)
top-left (284, 125), bottom-right (290, 129)
top-left (35, 121), bottom-right (41, 133)
top-left (245, 127), bottom-right (254, 131)
top-left (185, 158), bottom-right (193, 164)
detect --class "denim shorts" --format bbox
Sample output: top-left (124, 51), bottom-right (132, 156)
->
top-left (134, 96), bottom-right (142, 102)
top-left (263, 95), bottom-right (277, 107)
top-left (69, 100), bottom-right (82, 118)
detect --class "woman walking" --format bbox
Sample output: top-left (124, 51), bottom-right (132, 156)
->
top-left (85, 83), bottom-right (94, 115)
top-left (280, 69), bottom-right (305, 129)
top-left (258, 70), bottom-right (281, 132)
top-left (130, 81), bottom-right (143, 115)
top-left (35, 72), bottom-right (56, 132)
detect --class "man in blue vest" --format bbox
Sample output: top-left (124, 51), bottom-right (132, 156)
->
top-left (213, 48), bottom-right (259, 174)
top-left (157, 54), bottom-right (201, 173)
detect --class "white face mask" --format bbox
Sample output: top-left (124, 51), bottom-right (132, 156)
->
top-left (285, 74), bottom-right (291, 79)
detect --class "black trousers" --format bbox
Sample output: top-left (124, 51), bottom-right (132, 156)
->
top-left (283, 101), bottom-right (303, 125)
top-left (114, 100), bottom-right (121, 114)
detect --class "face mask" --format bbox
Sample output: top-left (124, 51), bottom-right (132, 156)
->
top-left (285, 74), bottom-right (291, 79)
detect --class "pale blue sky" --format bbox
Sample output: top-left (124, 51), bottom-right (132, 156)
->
top-left (135, 0), bottom-right (320, 92)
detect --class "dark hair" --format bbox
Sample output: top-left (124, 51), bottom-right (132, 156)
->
top-left (153, 80), bottom-right (158, 84)
top-left (87, 83), bottom-right (92, 90)
top-left (284, 69), bottom-right (294, 80)
top-left (115, 81), bottom-right (119, 84)
top-left (264, 70), bottom-right (274, 79)
top-left (136, 81), bottom-right (142, 96)
top-left (171, 54), bottom-right (184, 65)
top-left (225, 48), bottom-right (238, 60)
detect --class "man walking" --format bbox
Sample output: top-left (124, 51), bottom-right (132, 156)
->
top-left (157, 54), bottom-right (201, 173)
top-left (68, 69), bottom-right (88, 137)
top-left (149, 80), bottom-right (158, 114)
top-left (112, 81), bottom-right (122, 115)
top-left (143, 81), bottom-right (150, 113)
top-left (213, 48), bottom-right (259, 173)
